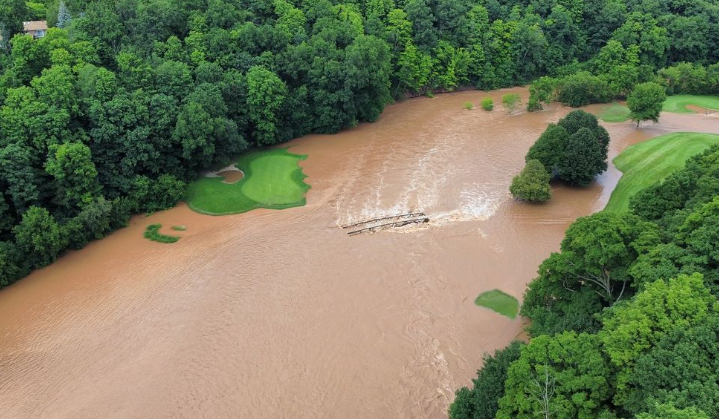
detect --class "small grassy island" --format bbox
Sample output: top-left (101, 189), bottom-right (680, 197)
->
top-left (475, 289), bottom-right (519, 319)
top-left (605, 132), bottom-right (719, 212)
top-left (144, 224), bottom-right (181, 243)
top-left (185, 148), bottom-right (310, 216)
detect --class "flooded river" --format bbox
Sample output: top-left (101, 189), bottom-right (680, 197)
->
top-left (1, 89), bottom-right (718, 418)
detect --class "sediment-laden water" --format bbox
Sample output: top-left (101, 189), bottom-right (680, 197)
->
top-left (1, 89), bottom-right (718, 419)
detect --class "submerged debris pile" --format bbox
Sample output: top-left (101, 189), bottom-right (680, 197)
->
top-left (343, 213), bottom-right (429, 236)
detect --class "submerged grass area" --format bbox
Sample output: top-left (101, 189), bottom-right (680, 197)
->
top-left (597, 102), bottom-right (631, 122)
top-left (605, 132), bottom-right (719, 213)
top-left (185, 148), bottom-right (310, 216)
top-left (475, 289), bottom-right (519, 319)
top-left (144, 224), bottom-right (181, 243)
top-left (663, 95), bottom-right (719, 113)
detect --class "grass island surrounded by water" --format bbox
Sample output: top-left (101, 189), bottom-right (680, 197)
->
top-left (474, 289), bottom-right (519, 319)
top-left (144, 224), bottom-right (181, 243)
top-left (605, 132), bottom-right (719, 212)
top-left (185, 148), bottom-right (310, 216)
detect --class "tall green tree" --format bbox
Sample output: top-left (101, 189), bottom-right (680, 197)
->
top-left (45, 142), bottom-right (102, 211)
top-left (627, 82), bottom-right (667, 127)
top-left (0, 0), bottom-right (27, 49)
top-left (246, 66), bottom-right (287, 145)
top-left (13, 206), bottom-right (66, 267)
top-left (497, 332), bottom-right (613, 419)
top-left (57, 1), bottom-right (72, 29)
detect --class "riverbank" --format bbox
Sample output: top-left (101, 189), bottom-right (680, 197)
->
top-left (2, 89), bottom-right (719, 419)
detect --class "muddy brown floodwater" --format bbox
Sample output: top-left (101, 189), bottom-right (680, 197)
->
top-left (2, 89), bottom-right (719, 419)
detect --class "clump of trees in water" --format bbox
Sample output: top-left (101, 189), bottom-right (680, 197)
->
top-left (509, 159), bottom-right (551, 202)
top-left (510, 110), bottom-right (609, 201)
top-left (452, 144), bottom-right (719, 419)
top-left (0, 0), bottom-right (718, 285)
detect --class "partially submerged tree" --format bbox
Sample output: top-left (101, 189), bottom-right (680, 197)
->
top-left (627, 82), bottom-right (667, 127)
top-left (502, 93), bottom-right (521, 114)
top-left (510, 159), bottom-right (551, 202)
top-left (525, 110), bottom-right (609, 185)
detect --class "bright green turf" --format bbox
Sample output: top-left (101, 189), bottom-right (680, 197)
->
top-left (474, 289), bottom-right (519, 319)
top-left (663, 95), bottom-right (719, 114)
top-left (597, 102), bottom-right (631, 123)
top-left (605, 132), bottom-right (719, 213)
top-left (185, 148), bottom-right (310, 215)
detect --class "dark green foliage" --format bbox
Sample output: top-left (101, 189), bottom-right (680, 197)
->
top-left (658, 62), bottom-right (719, 96)
top-left (558, 127), bottom-right (608, 186)
top-left (628, 314), bottom-right (719, 416)
top-left (557, 72), bottom-right (614, 107)
top-left (627, 82), bottom-right (667, 126)
top-left (526, 124), bottom-right (568, 174)
top-left (129, 174), bottom-right (186, 213)
top-left (635, 404), bottom-right (709, 419)
top-left (449, 342), bottom-right (523, 419)
top-left (526, 111), bottom-right (609, 185)
top-left (510, 159), bottom-right (551, 202)
top-left (0, 0), bottom-right (27, 49)
top-left (13, 206), bottom-right (66, 268)
top-left (600, 273), bottom-right (716, 406)
top-left (497, 332), bottom-right (614, 419)
top-left (143, 224), bottom-right (180, 243)
top-left (521, 211), bottom-right (660, 336)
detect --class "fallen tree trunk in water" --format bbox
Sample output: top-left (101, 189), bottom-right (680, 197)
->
top-left (341, 213), bottom-right (426, 229)
top-left (347, 217), bottom-right (429, 236)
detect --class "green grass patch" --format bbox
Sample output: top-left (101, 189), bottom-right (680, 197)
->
top-left (597, 102), bottom-right (631, 122)
top-left (663, 95), bottom-right (719, 114)
top-left (171, 225), bottom-right (186, 231)
top-left (144, 224), bottom-right (180, 243)
top-left (474, 289), bottom-right (519, 319)
top-left (185, 148), bottom-right (310, 216)
top-left (605, 132), bottom-right (719, 213)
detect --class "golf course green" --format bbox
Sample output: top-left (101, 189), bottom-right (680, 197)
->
top-left (185, 148), bottom-right (310, 215)
top-left (474, 289), bottom-right (519, 319)
top-left (663, 95), bottom-right (719, 113)
top-left (605, 132), bottom-right (719, 212)
top-left (594, 94), bottom-right (719, 122)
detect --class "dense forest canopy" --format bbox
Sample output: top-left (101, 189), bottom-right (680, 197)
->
top-left (1, 0), bottom-right (719, 282)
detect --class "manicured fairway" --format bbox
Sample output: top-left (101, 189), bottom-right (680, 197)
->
top-left (605, 132), bottom-right (719, 213)
top-left (597, 102), bottom-right (631, 122)
top-left (663, 95), bottom-right (719, 113)
top-left (475, 289), bottom-right (519, 319)
top-left (185, 148), bottom-right (310, 215)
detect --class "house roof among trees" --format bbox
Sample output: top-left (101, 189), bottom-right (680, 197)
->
top-left (23, 21), bottom-right (48, 32)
